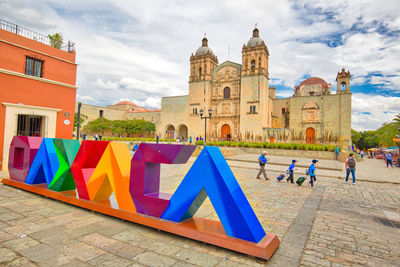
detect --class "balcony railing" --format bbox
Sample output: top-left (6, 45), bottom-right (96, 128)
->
top-left (0, 19), bottom-right (75, 52)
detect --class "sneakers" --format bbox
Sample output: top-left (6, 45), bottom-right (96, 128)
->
top-left (344, 180), bottom-right (348, 183)
top-left (352, 182), bottom-right (355, 185)
top-left (256, 177), bottom-right (260, 179)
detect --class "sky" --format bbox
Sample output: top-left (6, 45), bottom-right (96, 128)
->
top-left (1, 0), bottom-right (400, 131)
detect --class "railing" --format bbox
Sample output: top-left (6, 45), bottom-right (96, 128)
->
top-left (0, 19), bottom-right (75, 52)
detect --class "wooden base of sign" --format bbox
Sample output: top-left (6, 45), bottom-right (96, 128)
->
top-left (1, 178), bottom-right (280, 260)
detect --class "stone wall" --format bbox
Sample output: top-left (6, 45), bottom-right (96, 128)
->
top-left (125, 111), bottom-right (160, 125)
top-left (157, 95), bottom-right (189, 139)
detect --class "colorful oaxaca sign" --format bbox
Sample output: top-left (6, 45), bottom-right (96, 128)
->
top-left (3, 136), bottom-right (280, 259)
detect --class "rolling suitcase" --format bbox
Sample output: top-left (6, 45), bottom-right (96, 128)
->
top-left (296, 176), bottom-right (306, 186)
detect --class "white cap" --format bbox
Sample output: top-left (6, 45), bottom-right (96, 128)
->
top-left (263, 151), bottom-right (267, 154)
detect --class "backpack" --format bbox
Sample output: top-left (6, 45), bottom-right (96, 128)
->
top-left (348, 157), bottom-right (356, 168)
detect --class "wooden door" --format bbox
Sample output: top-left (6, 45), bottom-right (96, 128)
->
top-left (306, 127), bottom-right (315, 144)
top-left (221, 124), bottom-right (231, 140)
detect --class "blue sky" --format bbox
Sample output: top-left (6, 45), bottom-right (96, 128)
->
top-left (1, 0), bottom-right (399, 131)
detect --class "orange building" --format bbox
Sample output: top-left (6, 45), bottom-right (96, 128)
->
top-left (0, 20), bottom-right (77, 170)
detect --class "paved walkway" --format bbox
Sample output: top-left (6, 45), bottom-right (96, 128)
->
top-left (0, 152), bottom-right (399, 266)
top-left (226, 154), bottom-right (400, 184)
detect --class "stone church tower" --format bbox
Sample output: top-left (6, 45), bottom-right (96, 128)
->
top-left (187, 37), bottom-right (218, 139)
top-left (336, 68), bottom-right (351, 94)
top-left (239, 28), bottom-right (271, 140)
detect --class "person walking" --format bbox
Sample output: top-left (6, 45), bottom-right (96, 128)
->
top-left (286, 159), bottom-right (297, 183)
top-left (386, 152), bottom-right (393, 168)
top-left (257, 151), bottom-right (269, 180)
top-left (94, 133), bottom-right (98, 141)
top-left (309, 159), bottom-right (318, 187)
top-left (99, 134), bottom-right (102, 141)
top-left (345, 153), bottom-right (356, 184)
top-left (156, 135), bottom-right (160, 144)
top-left (133, 142), bottom-right (140, 152)
top-left (334, 145), bottom-right (340, 161)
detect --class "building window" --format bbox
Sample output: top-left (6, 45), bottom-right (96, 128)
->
top-left (249, 105), bottom-right (256, 114)
top-left (199, 67), bottom-right (202, 77)
top-left (99, 110), bottom-right (104, 117)
top-left (223, 87), bottom-right (231, 99)
top-left (193, 108), bottom-right (198, 115)
top-left (17, 115), bottom-right (43, 136)
top-left (251, 60), bottom-right (255, 72)
top-left (25, 56), bottom-right (43, 77)
top-left (258, 57), bottom-right (261, 68)
top-left (282, 108), bottom-right (286, 114)
top-left (64, 112), bottom-right (70, 118)
top-left (253, 105), bottom-right (256, 113)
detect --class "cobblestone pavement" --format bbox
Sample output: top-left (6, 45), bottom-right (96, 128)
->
top-left (0, 152), bottom-right (399, 266)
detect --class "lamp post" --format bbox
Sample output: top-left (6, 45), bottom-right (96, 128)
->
top-left (76, 102), bottom-right (82, 141)
top-left (199, 108), bottom-right (212, 145)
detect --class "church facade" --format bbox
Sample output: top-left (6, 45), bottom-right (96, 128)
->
top-left (157, 28), bottom-right (352, 146)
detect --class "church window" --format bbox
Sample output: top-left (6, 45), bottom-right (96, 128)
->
top-left (258, 57), bottom-right (261, 68)
top-left (251, 60), bottom-right (256, 72)
top-left (193, 108), bottom-right (198, 115)
top-left (253, 105), bottom-right (256, 113)
top-left (199, 67), bottom-right (202, 77)
top-left (249, 106), bottom-right (252, 113)
top-left (341, 82), bottom-right (346, 90)
top-left (282, 108), bottom-right (286, 114)
top-left (223, 87), bottom-right (230, 99)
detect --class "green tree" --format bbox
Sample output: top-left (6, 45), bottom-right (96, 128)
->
top-left (48, 33), bottom-right (63, 49)
top-left (393, 113), bottom-right (400, 123)
top-left (73, 113), bottom-right (88, 131)
top-left (351, 129), bottom-right (362, 144)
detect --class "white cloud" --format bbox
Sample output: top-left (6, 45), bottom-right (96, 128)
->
top-left (93, 79), bottom-right (119, 90)
top-left (352, 93), bottom-right (400, 131)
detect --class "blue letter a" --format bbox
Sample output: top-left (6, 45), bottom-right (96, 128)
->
top-left (161, 146), bottom-right (266, 243)
top-left (25, 138), bottom-right (59, 186)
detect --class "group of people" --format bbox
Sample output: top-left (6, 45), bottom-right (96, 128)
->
top-left (257, 151), bottom-right (357, 187)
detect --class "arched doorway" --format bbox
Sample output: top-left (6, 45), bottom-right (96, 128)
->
top-left (166, 125), bottom-right (175, 139)
top-left (178, 125), bottom-right (188, 141)
top-left (221, 124), bottom-right (231, 140)
top-left (306, 127), bottom-right (315, 144)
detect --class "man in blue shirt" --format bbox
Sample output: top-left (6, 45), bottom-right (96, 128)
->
top-left (309, 159), bottom-right (318, 187)
top-left (386, 152), bottom-right (393, 168)
top-left (257, 151), bottom-right (269, 180)
top-left (334, 146), bottom-right (340, 161)
top-left (286, 159), bottom-right (297, 183)
top-left (133, 142), bottom-right (140, 152)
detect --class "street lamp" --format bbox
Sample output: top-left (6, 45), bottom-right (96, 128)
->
top-left (199, 108), bottom-right (212, 145)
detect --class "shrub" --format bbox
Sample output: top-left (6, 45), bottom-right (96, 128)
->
top-left (195, 140), bottom-right (204, 146)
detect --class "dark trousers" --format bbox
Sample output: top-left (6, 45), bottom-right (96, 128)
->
top-left (287, 172), bottom-right (294, 183)
top-left (387, 159), bottom-right (393, 167)
top-left (310, 175), bottom-right (316, 187)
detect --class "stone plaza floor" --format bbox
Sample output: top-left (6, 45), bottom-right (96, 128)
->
top-left (0, 153), bottom-right (399, 266)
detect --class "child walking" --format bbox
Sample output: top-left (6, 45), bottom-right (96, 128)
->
top-left (309, 159), bottom-right (318, 187)
top-left (286, 159), bottom-right (297, 183)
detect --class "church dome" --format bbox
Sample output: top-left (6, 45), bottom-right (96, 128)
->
top-left (297, 77), bottom-right (329, 89)
top-left (247, 28), bottom-right (264, 47)
top-left (195, 37), bottom-right (215, 56)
